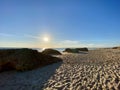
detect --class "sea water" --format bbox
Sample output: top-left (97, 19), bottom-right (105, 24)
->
top-left (0, 47), bottom-right (97, 52)
top-left (32, 48), bottom-right (65, 52)
top-left (30, 48), bottom-right (97, 52)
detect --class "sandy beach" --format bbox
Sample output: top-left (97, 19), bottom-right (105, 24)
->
top-left (0, 49), bottom-right (120, 90)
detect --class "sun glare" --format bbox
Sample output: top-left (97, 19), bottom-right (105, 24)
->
top-left (43, 37), bottom-right (49, 42)
top-left (42, 48), bottom-right (46, 51)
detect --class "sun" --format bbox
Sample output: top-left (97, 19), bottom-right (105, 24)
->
top-left (43, 37), bottom-right (49, 42)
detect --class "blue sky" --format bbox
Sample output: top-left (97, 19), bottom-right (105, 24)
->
top-left (0, 0), bottom-right (120, 48)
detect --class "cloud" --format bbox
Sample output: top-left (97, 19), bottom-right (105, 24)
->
top-left (55, 40), bottom-right (80, 48)
top-left (0, 33), bottom-right (14, 37)
top-left (84, 43), bottom-right (111, 48)
top-left (24, 34), bottom-right (40, 39)
top-left (85, 44), bottom-right (95, 47)
top-left (61, 40), bottom-right (79, 44)
top-left (24, 34), bottom-right (51, 42)
top-left (56, 40), bottom-right (109, 48)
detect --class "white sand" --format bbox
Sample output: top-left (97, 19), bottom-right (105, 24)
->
top-left (43, 49), bottom-right (120, 90)
top-left (0, 49), bottom-right (120, 90)
top-left (0, 62), bottom-right (62, 90)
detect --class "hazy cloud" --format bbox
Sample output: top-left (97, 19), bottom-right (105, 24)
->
top-left (56, 40), bottom-right (80, 48)
top-left (57, 40), bottom-right (108, 48)
top-left (24, 34), bottom-right (40, 39)
top-left (0, 33), bottom-right (14, 37)
top-left (61, 40), bottom-right (79, 44)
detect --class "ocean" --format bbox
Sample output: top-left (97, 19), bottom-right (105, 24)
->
top-left (0, 47), bottom-right (97, 52)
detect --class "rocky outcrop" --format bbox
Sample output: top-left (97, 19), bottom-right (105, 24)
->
top-left (63, 48), bottom-right (88, 53)
top-left (42, 49), bottom-right (62, 55)
top-left (0, 48), bottom-right (62, 72)
top-left (76, 47), bottom-right (88, 51)
top-left (63, 48), bottom-right (79, 53)
top-left (112, 47), bottom-right (120, 49)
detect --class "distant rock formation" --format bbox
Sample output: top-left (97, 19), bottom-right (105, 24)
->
top-left (63, 48), bottom-right (79, 53)
top-left (0, 48), bottom-right (62, 72)
top-left (63, 48), bottom-right (88, 53)
top-left (76, 48), bottom-right (88, 52)
top-left (112, 47), bottom-right (120, 49)
top-left (42, 49), bottom-right (62, 55)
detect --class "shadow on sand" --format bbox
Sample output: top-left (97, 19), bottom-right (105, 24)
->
top-left (79, 51), bottom-right (88, 54)
top-left (0, 62), bottom-right (63, 90)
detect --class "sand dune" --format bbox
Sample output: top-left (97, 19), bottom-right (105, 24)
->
top-left (0, 49), bottom-right (120, 90)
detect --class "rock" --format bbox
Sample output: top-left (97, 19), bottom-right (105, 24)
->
top-left (42, 49), bottom-right (62, 55)
top-left (0, 48), bottom-right (62, 72)
top-left (76, 48), bottom-right (88, 52)
top-left (63, 48), bottom-right (79, 53)
top-left (63, 48), bottom-right (88, 53)
top-left (112, 47), bottom-right (120, 49)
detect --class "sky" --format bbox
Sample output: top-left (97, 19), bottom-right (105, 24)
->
top-left (0, 0), bottom-right (120, 48)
